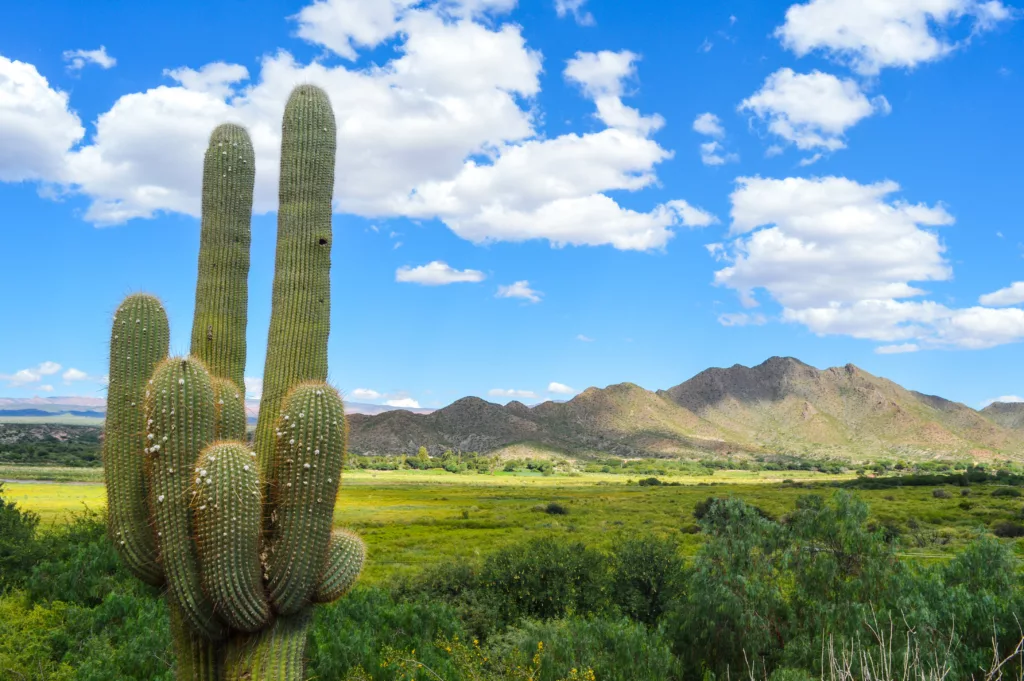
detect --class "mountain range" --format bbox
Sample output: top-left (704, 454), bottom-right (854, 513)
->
top-left (3, 357), bottom-right (1022, 461)
top-left (347, 357), bottom-right (1024, 460)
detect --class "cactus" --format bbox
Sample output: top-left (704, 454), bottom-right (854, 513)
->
top-left (102, 84), bottom-right (364, 680)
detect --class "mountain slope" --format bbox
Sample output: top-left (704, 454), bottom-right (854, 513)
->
top-left (982, 402), bottom-right (1024, 431)
top-left (657, 357), bottom-right (1022, 457)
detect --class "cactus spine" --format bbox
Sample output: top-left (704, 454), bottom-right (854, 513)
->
top-left (104, 84), bottom-right (363, 680)
top-left (103, 294), bottom-right (169, 586)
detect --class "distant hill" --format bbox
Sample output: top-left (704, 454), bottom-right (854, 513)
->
top-left (4, 358), bottom-right (1022, 462)
top-left (347, 357), bottom-right (1024, 460)
top-left (981, 402), bottom-right (1024, 431)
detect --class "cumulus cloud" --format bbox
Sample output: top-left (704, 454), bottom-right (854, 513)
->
top-left (875, 343), bottom-right (920, 354)
top-left (554, 0), bottom-right (595, 25)
top-left (496, 280), bottom-right (543, 303)
top-left (713, 176), bottom-right (1024, 350)
top-left (488, 388), bottom-right (539, 399)
top-left (396, 261), bottom-right (486, 285)
top-left (979, 282), bottom-right (1024, 307)
top-left (0, 56), bottom-right (84, 183)
top-left (350, 388), bottom-right (384, 401)
top-left (576, 334), bottom-right (594, 342)
top-left (63, 46), bottom-right (116, 71)
top-left (38, 384), bottom-right (54, 393)
top-left (547, 382), bottom-right (576, 394)
top-left (0, 2), bottom-right (707, 253)
top-left (244, 376), bottom-right (263, 400)
top-left (982, 395), bottom-right (1024, 408)
top-left (386, 397), bottom-right (421, 408)
top-left (693, 112), bottom-right (725, 138)
top-left (739, 69), bottom-right (890, 157)
top-left (775, 0), bottom-right (1013, 75)
top-left (1, 361), bottom-right (62, 386)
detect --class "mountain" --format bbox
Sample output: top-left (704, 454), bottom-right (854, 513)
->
top-left (346, 357), bottom-right (1024, 460)
top-left (4, 358), bottom-right (1021, 461)
top-left (981, 402), bottom-right (1024, 431)
top-left (656, 357), bottom-right (1021, 458)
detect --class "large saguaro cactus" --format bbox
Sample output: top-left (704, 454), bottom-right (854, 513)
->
top-left (101, 85), bottom-right (364, 680)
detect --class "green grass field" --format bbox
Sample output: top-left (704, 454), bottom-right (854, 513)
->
top-left (5, 467), bottom-right (1022, 584)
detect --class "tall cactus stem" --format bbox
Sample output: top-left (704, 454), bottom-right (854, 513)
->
top-left (212, 378), bottom-right (248, 441)
top-left (104, 293), bottom-right (169, 586)
top-left (265, 383), bottom-right (347, 615)
top-left (190, 123), bottom-right (254, 390)
top-left (223, 611), bottom-right (312, 681)
top-left (254, 84), bottom-right (336, 486)
top-left (193, 442), bottom-right (270, 633)
top-left (169, 599), bottom-right (222, 681)
top-left (145, 356), bottom-right (227, 641)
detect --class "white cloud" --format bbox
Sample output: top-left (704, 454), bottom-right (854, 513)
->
top-left (3, 4), bottom-right (707, 253)
top-left (488, 388), bottom-right (539, 399)
top-left (395, 261), bottom-right (486, 285)
top-left (555, 0), bottom-right (595, 25)
top-left (576, 334), bottom-right (594, 342)
top-left (875, 343), bottom-right (920, 354)
top-left (982, 395), bottom-right (1024, 408)
top-left (350, 388), bottom-right (384, 401)
top-left (37, 361), bottom-right (62, 376)
top-left (710, 176), bottom-right (1024, 350)
top-left (62, 368), bottom-right (90, 383)
top-left (63, 46), bottom-right (117, 71)
top-left (693, 112), bottom-right (725, 138)
top-left (775, 0), bottom-right (1013, 75)
top-left (700, 141), bottom-right (739, 166)
top-left (739, 68), bottom-right (890, 155)
top-left (386, 397), bottom-right (421, 408)
top-left (2, 361), bottom-right (63, 387)
top-left (244, 376), bottom-right (263, 400)
top-left (0, 56), bottom-right (85, 183)
top-left (497, 280), bottom-right (543, 303)
top-left (547, 382), bottom-right (576, 394)
top-left (979, 282), bottom-right (1024, 307)
top-left (38, 384), bottom-right (54, 393)
top-left (717, 312), bottom-right (767, 327)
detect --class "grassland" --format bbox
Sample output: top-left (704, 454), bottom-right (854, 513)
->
top-left (6, 466), bottom-right (1022, 584)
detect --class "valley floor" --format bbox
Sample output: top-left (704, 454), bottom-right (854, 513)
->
top-left (6, 467), bottom-right (1021, 582)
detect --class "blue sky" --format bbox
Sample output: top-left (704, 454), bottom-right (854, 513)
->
top-left (1, 0), bottom-right (1022, 410)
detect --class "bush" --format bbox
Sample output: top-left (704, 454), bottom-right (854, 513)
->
top-left (992, 521), bottom-right (1024, 538)
top-left (992, 487), bottom-right (1022, 498)
top-left (609, 535), bottom-right (685, 625)
top-left (492, 617), bottom-right (682, 681)
top-left (933, 488), bottom-right (951, 498)
top-left (481, 537), bottom-right (611, 626)
top-left (638, 477), bottom-right (662, 486)
top-left (544, 502), bottom-right (569, 515)
top-left (0, 483), bottom-right (41, 593)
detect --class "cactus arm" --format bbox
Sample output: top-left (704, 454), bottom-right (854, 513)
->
top-left (190, 123), bottom-right (254, 391)
top-left (265, 383), bottom-right (347, 615)
top-left (169, 599), bottom-right (222, 681)
top-left (313, 529), bottom-right (366, 603)
top-left (103, 293), bottom-right (169, 586)
top-left (254, 84), bottom-right (336, 485)
top-left (193, 442), bottom-right (270, 633)
top-left (146, 356), bottom-right (227, 641)
top-left (223, 611), bottom-right (312, 681)
top-left (212, 378), bottom-right (248, 441)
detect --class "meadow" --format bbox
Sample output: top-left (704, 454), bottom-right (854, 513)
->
top-left (6, 466), bottom-right (1024, 583)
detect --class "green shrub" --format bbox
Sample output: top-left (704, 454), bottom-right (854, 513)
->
top-left (545, 502), bottom-right (569, 515)
top-left (992, 521), bottom-right (1024, 538)
top-left (609, 534), bottom-right (685, 625)
top-left (492, 617), bottom-right (682, 681)
top-left (0, 483), bottom-right (41, 592)
top-left (933, 488), bottom-right (951, 498)
top-left (481, 537), bottom-right (611, 626)
top-left (992, 487), bottom-right (1022, 497)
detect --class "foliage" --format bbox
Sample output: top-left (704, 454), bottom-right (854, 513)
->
top-left (0, 482), bottom-right (41, 592)
top-left (608, 534), bottom-right (684, 625)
